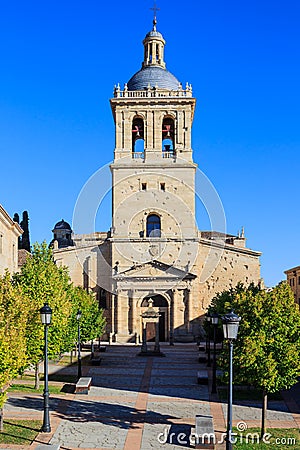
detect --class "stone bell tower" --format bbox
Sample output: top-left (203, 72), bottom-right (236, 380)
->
top-left (109, 18), bottom-right (199, 343)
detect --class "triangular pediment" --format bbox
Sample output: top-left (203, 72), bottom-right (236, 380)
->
top-left (114, 260), bottom-right (196, 281)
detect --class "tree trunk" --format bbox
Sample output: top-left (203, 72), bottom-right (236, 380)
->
top-left (34, 362), bottom-right (40, 390)
top-left (261, 389), bottom-right (268, 439)
top-left (0, 407), bottom-right (3, 431)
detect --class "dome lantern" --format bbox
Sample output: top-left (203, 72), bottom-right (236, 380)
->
top-left (127, 18), bottom-right (181, 91)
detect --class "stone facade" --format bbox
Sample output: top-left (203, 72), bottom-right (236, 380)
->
top-left (0, 204), bottom-right (23, 275)
top-left (52, 21), bottom-right (261, 343)
top-left (285, 266), bottom-right (300, 306)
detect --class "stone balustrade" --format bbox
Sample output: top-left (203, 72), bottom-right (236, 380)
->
top-left (113, 84), bottom-right (193, 98)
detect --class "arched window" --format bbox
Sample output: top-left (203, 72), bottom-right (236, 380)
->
top-left (132, 117), bottom-right (145, 158)
top-left (146, 214), bottom-right (161, 237)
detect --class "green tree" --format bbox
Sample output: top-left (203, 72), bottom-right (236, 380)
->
top-left (210, 282), bottom-right (300, 438)
top-left (0, 272), bottom-right (28, 430)
top-left (69, 286), bottom-right (106, 345)
top-left (13, 242), bottom-right (74, 388)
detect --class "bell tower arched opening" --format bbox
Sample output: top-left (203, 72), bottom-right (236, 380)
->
top-left (162, 117), bottom-right (175, 156)
top-left (132, 117), bottom-right (145, 157)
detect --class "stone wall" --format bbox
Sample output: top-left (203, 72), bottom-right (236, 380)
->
top-left (0, 204), bottom-right (22, 275)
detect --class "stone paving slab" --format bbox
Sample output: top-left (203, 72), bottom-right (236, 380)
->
top-left (149, 376), bottom-right (196, 386)
top-left (89, 387), bottom-right (139, 398)
top-left (141, 423), bottom-right (195, 449)
top-left (91, 376), bottom-right (142, 388)
top-left (89, 368), bottom-right (145, 375)
top-left (146, 401), bottom-right (210, 419)
top-left (65, 399), bottom-right (137, 418)
top-left (50, 421), bottom-right (129, 449)
top-left (148, 386), bottom-right (209, 401)
top-left (221, 403), bottom-right (295, 421)
top-left (4, 395), bottom-right (61, 414)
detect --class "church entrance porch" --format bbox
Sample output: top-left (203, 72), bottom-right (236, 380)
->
top-left (141, 294), bottom-right (168, 342)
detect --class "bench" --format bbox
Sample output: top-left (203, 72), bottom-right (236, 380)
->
top-left (75, 377), bottom-right (92, 394)
top-left (198, 352), bottom-right (207, 363)
top-left (197, 370), bottom-right (209, 385)
top-left (90, 356), bottom-right (102, 366)
top-left (194, 415), bottom-right (215, 449)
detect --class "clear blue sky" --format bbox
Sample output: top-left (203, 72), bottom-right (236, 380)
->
top-left (0, 1), bottom-right (299, 287)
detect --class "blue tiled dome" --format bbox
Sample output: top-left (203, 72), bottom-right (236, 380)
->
top-left (145, 30), bottom-right (163, 39)
top-left (127, 66), bottom-right (180, 91)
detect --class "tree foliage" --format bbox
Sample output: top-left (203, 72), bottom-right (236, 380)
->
top-left (211, 282), bottom-right (300, 393)
top-left (210, 282), bottom-right (300, 437)
top-left (13, 242), bottom-right (74, 365)
top-left (0, 272), bottom-right (28, 429)
top-left (68, 286), bottom-right (106, 345)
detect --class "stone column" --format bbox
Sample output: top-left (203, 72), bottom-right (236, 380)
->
top-left (185, 288), bottom-right (191, 332)
top-left (154, 320), bottom-right (160, 353)
top-left (115, 109), bottom-right (122, 150)
top-left (170, 291), bottom-right (175, 345)
top-left (141, 322), bottom-right (147, 353)
top-left (177, 110), bottom-right (183, 148)
top-left (117, 291), bottom-right (129, 335)
top-left (131, 290), bottom-right (137, 335)
top-left (123, 111), bottom-right (132, 150)
top-left (173, 289), bottom-right (184, 330)
top-left (116, 293), bottom-right (122, 335)
top-left (109, 294), bottom-right (117, 343)
top-left (146, 110), bottom-right (153, 150)
top-left (185, 109), bottom-right (192, 149)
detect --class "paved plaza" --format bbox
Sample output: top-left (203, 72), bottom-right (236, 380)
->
top-left (3, 343), bottom-right (300, 449)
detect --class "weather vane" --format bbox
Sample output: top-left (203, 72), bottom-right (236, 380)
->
top-left (150, 1), bottom-right (160, 30)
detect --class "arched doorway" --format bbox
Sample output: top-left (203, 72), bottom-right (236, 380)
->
top-left (141, 294), bottom-right (169, 342)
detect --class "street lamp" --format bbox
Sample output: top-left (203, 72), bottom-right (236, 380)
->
top-left (211, 311), bottom-right (219, 394)
top-left (221, 310), bottom-right (241, 450)
top-left (76, 309), bottom-right (82, 380)
top-left (40, 302), bottom-right (52, 433)
top-left (206, 311), bottom-right (211, 367)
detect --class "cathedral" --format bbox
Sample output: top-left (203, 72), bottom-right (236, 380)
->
top-left (52, 18), bottom-right (261, 343)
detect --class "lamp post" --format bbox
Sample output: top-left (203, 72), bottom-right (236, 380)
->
top-left (221, 310), bottom-right (241, 450)
top-left (206, 312), bottom-right (211, 367)
top-left (211, 312), bottom-right (219, 394)
top-left (40, 302), bottom-right (52, 433)
top-left (76, 309), bottom-right (82, 380)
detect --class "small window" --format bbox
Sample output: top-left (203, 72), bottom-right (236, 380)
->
top-left (146, 214), bottom-right (161, 237)
top-left (160, 183), bottom-right (165, 191)
top-left (298, 276), bottom-right (300, 285)
top-left (142, 183), bottom-right (147, 191)
top-left (292, 278), bottom-right (295, 286)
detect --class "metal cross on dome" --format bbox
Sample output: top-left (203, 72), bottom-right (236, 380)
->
top-left (150, 1), bottom-right (160, 27)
